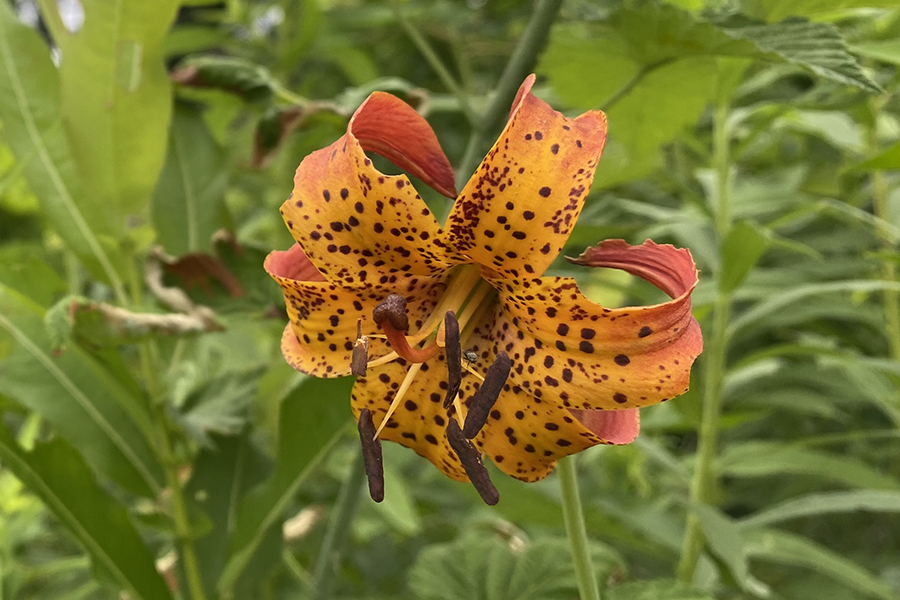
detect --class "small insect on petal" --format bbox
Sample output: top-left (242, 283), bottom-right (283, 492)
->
top-left (463, 351), bottom-right (511, 439)
top-left (446, 419), bottom-right (499, 505)
top-left (443, 311), bottom-right (462, 409)
top-left (351, 320), bottom-right (369, 377)
top-left (357, 408), bottom-right (384, 502)
top-left (372, 293), bottom-right (409, 332)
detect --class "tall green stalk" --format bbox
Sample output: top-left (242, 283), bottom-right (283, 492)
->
top-left (676, 96), bottom-right (733, 583)
top-left (558, 456), bottom-right (602, 600)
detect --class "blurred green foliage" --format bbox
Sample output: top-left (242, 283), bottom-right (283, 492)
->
top-left (0, 0), bottom-right (899, 598)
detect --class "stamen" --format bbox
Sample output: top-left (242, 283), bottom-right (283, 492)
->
top-left (463, 352), bottom-right (511, 438)
top-left (446, 420), bottom-right (499, 505)
top-left (443, 311), bottom-right (462, 409)
top-left (351, 320), bottom-right (369, 376)
top-left (357, 408), bottom-right (384, 502)
top-left (373, 294), bottom-right (440, 363)
top-left (373, 363), bottom-right (423, 439)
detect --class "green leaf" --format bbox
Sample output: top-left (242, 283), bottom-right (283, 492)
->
top-left (374, 463), bottom-right (423, 536)
top-left (171, 55), bottom-right (277, 103)
top-left (744, 528), bottom-right (897, 600)
top-left (849, 140), bottom-right (900, 172)
top-left (719, 221), bottom-right (769, 292)
top-left (152, 103), bottom-right (229, 257)
top-left (0, 423), bottom-right (172, 600)
top-left (851, 39), bottom-right (900, 66)
top-left (718, 442), bottom-right (900, 490)
top-left (741, 491), bottom-right (900, 528)
top-left (713, 16), bottom-right (882, 93)
top-left (218, 376), bottom-right (351, 595)
top-left (56, 0), bottom-right (180, 217)
top-left (606, 580), bottom-right (714, 600)
top-left (761, 0), bottom-right (900, 21)
top-left (186, 433), bottom-right (273, 598)
top-left (691, 503), bottom-right (769, 595)
top-left (175, 369), bottom-right (259, 447)
top-left (0, 285), bottom-right (163, 497)
top-left (0, 3), bottom-right (126, 294)
top-left (409, 534), bottom-right (622, 600)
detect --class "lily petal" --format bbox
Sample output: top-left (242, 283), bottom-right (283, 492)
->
top-left (480, 240), bottom-right (701, 411)
top-left (265, 247), bottom-right (449, 377)
top-left (568, 407), bottom-right (640, 445)
top-left (444, 74), bottom-right (607, 278)
top-left (280, 94), bottom-right (459, 286)
top-left (462, 378), bottom-right (608, 482)
top-left (351, 355), bottom-right (469, 482)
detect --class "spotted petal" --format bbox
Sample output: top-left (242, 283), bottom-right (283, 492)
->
top-left (280, 92), bottom-right (459, 286)
top-left (265, 244), bottom-right (450, 377)
top-left (444, 74), bottom-right (607, 278)
top-left (351, 355), bottom-right (469, 482)
top-left (479, 240), bottom-right (701, 411)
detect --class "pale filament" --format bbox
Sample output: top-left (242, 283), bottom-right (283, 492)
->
top-left (373, 362), bottom-right (423, 440)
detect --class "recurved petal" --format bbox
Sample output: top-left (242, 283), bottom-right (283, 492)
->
top-left (351, 356), bottom-right (469, 482)
top-left (266, 246), bottom-right (449, 377)
top-left (443, 74), bottom-right (607, 278)
top-left (480, 240), bottom-right (702, 411)
top-left (280, 93), bottom-right (459, 286)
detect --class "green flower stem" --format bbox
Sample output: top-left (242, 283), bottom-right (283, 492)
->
top-left (312, 456), bottom-right (366, 600)
top-left (391, 0), bottom-right (477, 127)
top-left (676, 96), bottom-right (733, 583)
top-left (456, 0), bottom-right (565, 188)
top-left (126, 249), bottom-right (208, 600)
top-left (558, 455), bottom-right (602, 600)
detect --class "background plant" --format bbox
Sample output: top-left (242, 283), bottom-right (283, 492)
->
top-left (0, 0), bottom-right (899, 599)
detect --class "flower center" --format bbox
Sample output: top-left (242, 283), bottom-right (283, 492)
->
top-left (364, 264), bottom-right (494, 438)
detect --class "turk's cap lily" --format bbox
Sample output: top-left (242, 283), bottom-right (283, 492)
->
top-left (265, 75), bottom-right (702, 492)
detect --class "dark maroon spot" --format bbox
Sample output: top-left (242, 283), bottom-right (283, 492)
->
top-left (580, 328), bottom-right (595, 339)
top-left (556, 439), bottom-right (571, 447)
top-left (639, 326), bottom-right (652, 338)
top-left (515, 411), bottom-right (524, 420)
top-left (562, 368), bottom-right (573, 383)
top-left (512, 231), bottom-right (526, 240)
top-left (539, 187), bottom-right (551, 197)
top-left (579, 341), bottom-right (594, 353)
top-left (425, 434), bottom-right (438, 445)
top-left (540, 243), bottom-right (551, 254)
top-left (557, 323), bottom-right (569, 336)
top-left (613, 393), bottom-right (627, 404)
top-left (340, 188), bottom-right (349, 200)
top-left (614, 354), bottom-right (631, 366)
top-left (322, 190), bottom-right (331, 201)
top-left (523, 211), bottom-right (535, 220)
top-left (354, 202), bottom-right (364, 213)
top-left (544, 356), bottom-right (554, 368)
top-left (404, 400), bottom-right (418, 411)
top-left (330, 222), bottom-right (343, 232)
top-left (534, 131), bottom-right (543, 140)
top-left (550, 143), bottom-right (559, 154)
top-left (525, 133), bottom-right (532, 140)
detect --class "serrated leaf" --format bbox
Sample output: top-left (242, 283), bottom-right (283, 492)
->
top-left (0, 285), bottom-right (163, 497)
top-left (714, 16), bottom-right (882, 93)
top-left (176, 369), bottom-right (260, 447)
top-left (218, 376), bottom-right (351, 595)
top-left (152, 103), bottom-right (229, 257)
top-left (744, 528), bottom-right (897, 600)
top-left (851, 39), bottom-right (900, 66)
top-left (409, 534), bottom-right (621, 600)
top-left (0, 2), bottom-right (126, 292)
top-left (57, 0), bottom-right (180, 217)
top-left (0, 423), bottom-right (172, 600)
top-left (172, 55), bottom-right (277, 103)
top-left (719, 221), bottom-right (769, 292)
top-left (741, 491), bottom-right (900, 528)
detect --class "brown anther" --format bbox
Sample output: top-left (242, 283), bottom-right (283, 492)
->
top-left (372, 294), bottom-right (409, 332)
top-left (446, 419), bottom-right (499, 505)
top-left (357, 408), bottom-right (384, 502)
top-left (351, 320), bottom-right (369, 376)
top-left (463, 351), bottom-right (510, 438)
top-left (443, 311), bottom-right (462, 409)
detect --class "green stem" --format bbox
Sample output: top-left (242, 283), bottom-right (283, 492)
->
top-left (125, 249), bottom-right (208, 600)
top-left (558, 456), bottom-right (602, 600)
top-left (391, 0), bottom-right (477, 127)
top-left (676, 94), bottom-right (733, 583)
top-left (312, 456), bottom-right (366, 600)
top-left (455, 0), bottom-right (565, 188)
top-left (869, 146), bottom-right (900, 361)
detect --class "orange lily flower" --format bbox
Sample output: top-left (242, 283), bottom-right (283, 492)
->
top-left (265, 75), bottom-right (701, 501)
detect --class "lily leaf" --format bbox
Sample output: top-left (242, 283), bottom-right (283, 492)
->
top-left (0, 422), bottom-right (172, 600)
